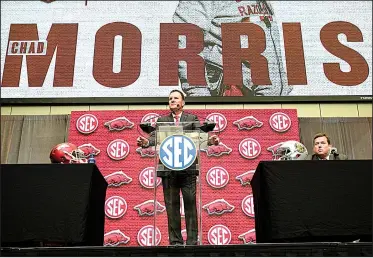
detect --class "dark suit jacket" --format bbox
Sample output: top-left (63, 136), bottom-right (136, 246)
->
top-left (305, 153), bottom-right (348, 160)
top-left (149, 112), bottom-right (200, 146)
top-left (149, 112), bottom-right (201, 177)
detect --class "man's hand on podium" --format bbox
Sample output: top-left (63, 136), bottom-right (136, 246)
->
top-left (208, 135), bottom-right (220, 146)
top-left (137, 136), bottom-right (150, 148)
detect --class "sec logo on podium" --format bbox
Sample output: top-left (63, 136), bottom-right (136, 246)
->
top-left (159, 135), bottom-right (197, 171)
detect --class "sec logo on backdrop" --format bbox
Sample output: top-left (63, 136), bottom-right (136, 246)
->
top-left (105, 196), bottom-right (127, 219)
top-left (137, 225), bottom-right (161, 246)
top-left (269, 112), bottom-right (291, 132)
top-left (139, 167), bottom-right (161, 188)
top-left (208, 225), bottom-right (232, 245)
top-left (239, 138), bottom-right (261, 159)
top-left (241, 194), bottom-right (255, 218)
top-left (107, 139), bottom-right (130, 160)
top-left (76, 114), bottom-right (98, 134)
top-left (206, 166), bottom-right (229, 188)
top-left (205, 113), bottom-right (227, 133)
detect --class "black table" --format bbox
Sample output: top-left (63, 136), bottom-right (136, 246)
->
top-left (251, 160), bottom-right (372, 243)
top-left (1, 164), bottom-right (108, 247)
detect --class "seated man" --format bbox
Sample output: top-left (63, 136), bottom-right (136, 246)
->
top-left (306, 133), bottom-right (348, 160)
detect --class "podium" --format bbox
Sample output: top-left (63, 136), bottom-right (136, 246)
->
top-left (1, 164), bottom-right (108, 247)
top-left (140, 121), bottom-right (213, 246)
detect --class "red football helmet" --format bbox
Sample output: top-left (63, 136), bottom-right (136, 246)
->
top-left (49, 143), bottom-right (87, 164)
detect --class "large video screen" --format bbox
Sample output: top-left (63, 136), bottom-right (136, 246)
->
top-left (1, 1), bottom-right (372, 103)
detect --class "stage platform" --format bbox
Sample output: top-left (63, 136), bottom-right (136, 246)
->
top-left (1, 243), bottom-right (372, 257)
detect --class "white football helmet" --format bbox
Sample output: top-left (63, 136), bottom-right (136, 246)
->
top-left (272, 140), bottom-right (308, 161)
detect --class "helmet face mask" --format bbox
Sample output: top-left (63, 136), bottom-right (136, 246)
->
top-left (274, 147), bottom-right (290, 160)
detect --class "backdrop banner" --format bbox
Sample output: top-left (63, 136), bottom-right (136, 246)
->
top-left (68, 108), bottom-right (299, 246)
top-left (1, 1), bottom-right (372, 103)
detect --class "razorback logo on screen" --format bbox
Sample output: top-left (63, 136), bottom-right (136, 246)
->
top-left (238, 228), bottom-right (256, 244)
top-left (104, 171), bottom-right (133, 187)
top-left (104, 229), bottom-right (130, 246)
top-left (136, 146), bottom-right (156, 157)
top-left (104, 116), bottom-right (134, 131)
top-left (78, 143), bottom-right (100, 157)
top-left (200, 142), bottom-right (232, 157)
top-left (266, 142), bottom-right (285, 156)
top-left (233, 116), bottom-right (263, 130)
top-left (133, 200), bottom-right (166, 216)
top-left (202, 199), bottom-right (235, 215)
top-left (235, 170), bottom-right (255, 186)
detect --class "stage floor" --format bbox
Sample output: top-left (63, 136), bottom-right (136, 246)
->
top-left (1, 242), bottom-right (372, 257)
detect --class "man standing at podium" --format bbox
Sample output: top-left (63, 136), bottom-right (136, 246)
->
top-left (137, 89), bottom-right (219, 246)
top-left (306, 133), bottom-right (348, 160)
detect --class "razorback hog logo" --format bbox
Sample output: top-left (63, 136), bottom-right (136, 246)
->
top-left (137, 225), bottom-right (161, 246)
top-left (233, 116), bottom-right (263, 130)
top-left (141, 113), bottom-right (160, 127)
top-left (203, 199), bottom-right (235, 215)
top-left (206, 166), bottom-right (230, 188)
top-left (104, 230), bottom-right (130, 246)
top-left (201, 142), bottom-right (232, 157)
top-left (241, 194), bottom-right (255, 218)
top-left (136, 146), bottom-right (156, 157)
top-left (104, 171), bottom-right (132, 187)
top-left (139, 167), bottom-right (161, 188)
top-left (104, 116), bottom-right (134, 131)
top-left (208, 225), bottom-right (232, 245)
top-left (205, 113), bottom-right (227, 133)
top-left (236, 170), bottom-right (255, 186)
top-left (107, 139), bottom-right (130, 160)
top-left (78, 143), bottom-right (100, 157)
top-left (133, 200), bottom-right (166, 216)
top-left (76, 114), bottom-right (99, 134)
top-left (269, 112), bottom-right (291, 132)
top-left (267, 142), bottom-right (285, 155)
top-left (239, 138), bottom-right (261, 159)
top-left (105, 196), bottom-right (127, 219)
top-left (238, 229), bottom-right (256, 244)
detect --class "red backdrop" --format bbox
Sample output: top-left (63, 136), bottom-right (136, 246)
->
top-left (68, 109), bottom-right (299, 246)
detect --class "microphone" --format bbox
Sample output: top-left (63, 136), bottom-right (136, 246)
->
top-left (139, 123), bottom-right (156, 134)
top-left (200, 120), bottom-right (216, 133)
top-left (330, 147), bottom-right (339, 156)
top-left (138, 113), bottom-right (162, 135)
top-left (171, 103), bottom-right (181, 113)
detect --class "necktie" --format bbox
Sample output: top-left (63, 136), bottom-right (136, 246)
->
top-left (175, 115), bottom-right (180, 126)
